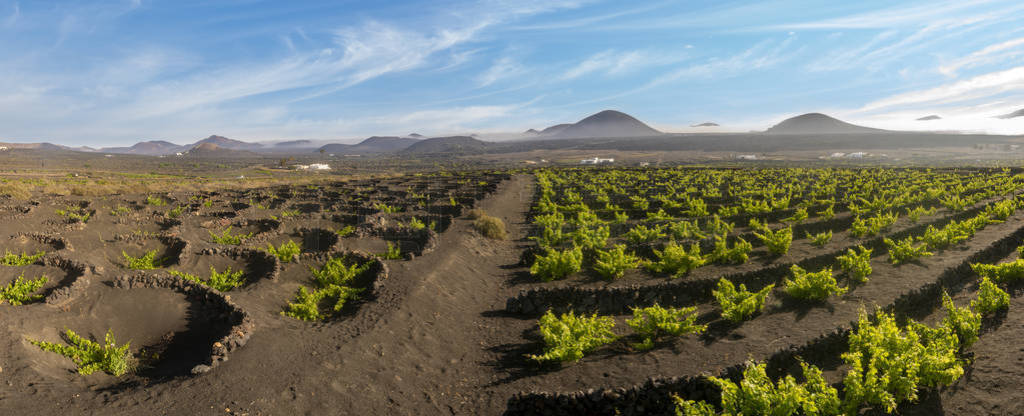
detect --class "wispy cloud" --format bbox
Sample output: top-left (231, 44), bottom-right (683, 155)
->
top-left (940, 36), bottom-right (1024, 76)
top-left (561, 49), bottom-right (683, 80)
top-left (475, 56), bottom-right (526, 87)
top-left (860, 65), bottom-right (1024, 111)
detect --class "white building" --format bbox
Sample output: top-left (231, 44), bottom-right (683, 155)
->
top-left (580, 157), bottom-right (614, 165)
top-left (294, 163), bottom-right (331, 171)
top-left (736, 154), bottom-right (758, 160)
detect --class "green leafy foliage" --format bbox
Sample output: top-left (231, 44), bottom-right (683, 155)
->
top-left (146, 195), bottom-right (167, 206)
top-left (941, 291), bottom-right (980, 349)
top-left (781, 207), bottom-right (808, 224)
top-left (122, 249), bottom-right (164, 269)
top-left (884, 237), bottom-right (933, 265)
top-left (209, 226), bottom-right (254, 245)
top-left (592, 244), bottom-right (640, 279)
top-left (531, 246), bottom-right (583, 281)
top-left (109, 205), bottom-right (131, 216)
top-left (971, 258), bottom-right (1024, 282)
top-left (906, 206), bottom-right (937, 223)
top-left (0, 250), bottom-right (45, 266)
top-left (377, 242), bottom-right (402, 259)
top-left (624, 224), bottom-right (667, 245)
top-left (669, 220), bottom-right (707, 240)
top-left (0, 273), bottom-right (47, 305)
top-left (841, 310), bottom-right (965, 414)
top-left (784, 265), bottom-right (846, 301)
top-left (167, 205), bottom-right (185, 219)
top-left (528, 310), bottom-right (617, 363)
top-left (283, 257), bottom-right (370, 321)
top-left (850, 211), bottom-right (898, 238)
top-left (754, 227), bottom-right (793, 255)
top-left (30, 329), bottom-right (135, 376)
top-left (707, 235), bottom-right (753, 265)
top-left (266, 240), bottom-right (301, 263)
top-left (333, 225), bottom-right (355, 237)
top-left (836, 246), bottom-right (873, 283)
top-left (644, 241), bottom-right (706, 278)
top-left (169, 266), bottom-right (245, 292)
top-left (972, 277), bottom-right (1009, 315)
top-left (698, 360), bottom-right (840, 416)
top-left (714, 278), bottom-right (773, 323)
top-left (807, 230), bottom-right (832, 247)
top-left (627, 304), bottom-right (705, 350)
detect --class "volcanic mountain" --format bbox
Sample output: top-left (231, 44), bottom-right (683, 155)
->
top-left (318, 136), bottom-right (421, 154)
top-left (529, 110), bottom-right (661, 139)
top-left (100, 140), bottom-right (187, 155)
top-left (400, 136), bottom-right (489, 154)
top-left (184, 142), bottom-right (258, 157)
top-left (996, 109), bottom-right (1024, 119)
top-left (765, 113), bottom-right (887, 135)
top-left (193, 135), bottom-right (263, 151)
top-left (917, 115), bottom-right (942, 121)
top-left (691, 122), bottom-right (720, 127)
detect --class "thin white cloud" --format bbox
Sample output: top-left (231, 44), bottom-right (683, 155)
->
top-left (940, 36), bottom-right (1024, 76)
top-left (860, 65), bottom-right (1024, 111)
top-left (766, 0), bottom-right (995, 30)
top-left (561, 49), bottom-right (684, 80)
top-left (475, 56), bottom-right (526, 87)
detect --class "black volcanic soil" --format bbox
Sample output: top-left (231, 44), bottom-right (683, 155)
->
top-left (1, 172), bottom-right (1022, 415)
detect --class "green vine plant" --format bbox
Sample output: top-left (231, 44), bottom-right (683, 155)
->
top-left (122, 249), bottom-right (165, 270)
top-left (377, 242), bottom-right (403, 260)
top-left (836, 246), bottom-right (873, 283)
top-left (972, 277), bottom-right (1009, 315)
top-left (266, 240), bottom-right (301, 263)
top-left (644, 241), bottom-right (705, 278)
top-left (208, 226), bottom-right (254, 245)
top-left (884, 237), bottom-right (933, 265)
top-left (1, 250), bottom-right (45, 266)
top-left (713, 278), bottom-right (773, 323)
top-left (626, 304), bottom-right (705, 350)
top-left (754, 227), bottom-right (793, 256)
top-left (592, 244), bottom-right (640, 279)
top-left (282, 256), bottom-right (370, 321)
top-left (674, 360), bottom-right (839, 416)
top-left (30, 329), bottom-right (136, 376)
top-left (531, 246), bottom-right (583, 281)
top-left (146, 195), bottom-right (167, 206)
top-left (807, 230), bottom-right (832, 247)
top-left (0, 273), bottom-right (48, 305)
top-left (528, 310), bottom-right (617, 363)
top-left (784, 265), bottom-right (847, 301)
top-left (333, 225), bottom-right (356, 237)
top-left (169, 266), bottom-right (245, 292)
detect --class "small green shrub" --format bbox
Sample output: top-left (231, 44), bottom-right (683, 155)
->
top-left (884, 237), bottom-right (933, 265)
top-left (146, 195), bottom-right (167, 206)
top-left (169, 266), bottom-right (245, 292)
top-left (333, 225), bottom-right (356, 237)
top-left (971, 258), bottom-right (1024, 282)
top-left (941, 291), bottom-right (980, 348)
top-left (528, 310), bottom-right (616, 363)
top-left (109, 205), bottom-right (131, 216)
top-left (972, 277), bottom-right (1009, 315)
top-left (531, 246), bottom-right (583, 281)
top-left (209, 226), bottom-right (254, 245)
top-left (0, 273), bottom-right (47, 305)
top-left (266, 240), bottom-right (301, 263)
top-left (906, 206), bottom-right (937, 223)
top-left (280, 209), bottom-right (301, 218)
top-left (283, 257), bottom-right (370, 321)
top-left (624, 224), bottom-right (666, 245)
top-left (690, 360), bottom-right (840, 416)
top-left (714, 278), bottom-right (773, 323)
top-left (807, 230), bottom-right (832, 247)
top-left (0, 250), bottom-right (45, 266)
top-left (782, 207), bottom-right (808, 224)
top-left (626, 304), bottom-right (705, 350)
top-left (378, 242), bottom-right (402, 259)
top-left (784, 265), bottom-right (846, 301)
top-left (373, 203), bottom-right (399, 213)
top-left (30, 329), bottom-right (135, 376)
top-left (470, 211), bottom-right (507, 240)
top-left (645, 241), bottom-right (705, 278)
top-left (754, 227), bottom-right (793, 255)
top-left (166, 205), bottom-right (185, 219)
top-left (122, 249), bottom-right (164, 269)
top-left (836, 246), bottom-right (873, 283)
top-left (707, 235), bottom-right (753, 265)
top-left (817, 204), bottom-right (835, 219)
top-left (592, 244), bottom-right (640, 279)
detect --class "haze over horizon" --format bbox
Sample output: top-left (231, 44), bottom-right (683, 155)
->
top-left (3, 0), bottom-right (1024, 146)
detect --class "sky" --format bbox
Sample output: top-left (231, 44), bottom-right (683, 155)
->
top-left (3, 0), bottom-right (1024, 146)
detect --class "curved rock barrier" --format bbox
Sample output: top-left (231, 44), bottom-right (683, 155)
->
top-left (41, 254), bottom-right (91, 306)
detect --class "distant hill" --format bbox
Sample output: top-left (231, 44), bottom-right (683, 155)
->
top-left (407, 133), bottom-right (425, 139)
top-left (193, 135), bottom-right (263, 151)
top-left (533, 110), bottom-right (662, 139)
top-left (184, 142), bottom-right (258, 158)
top-left (917, 115), bottom-right (942, 121)
top-left (691, 122), bottom-right (719, 127)
top-left (996, 109), bottom-right (1024, 119)
top-left (766, 113), bottom-right (887, 135)
top-left (318, 136), bottom-right (421, 154)
top-left (100, 140), bottom-right (187, 155)
top-left (523, 128), bottom-right (540, 135)
top-left (401, 136), bottom-right (489, 154)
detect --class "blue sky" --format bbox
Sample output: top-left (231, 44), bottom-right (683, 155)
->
top-left (3, 0), bottom-right (1024, 146)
